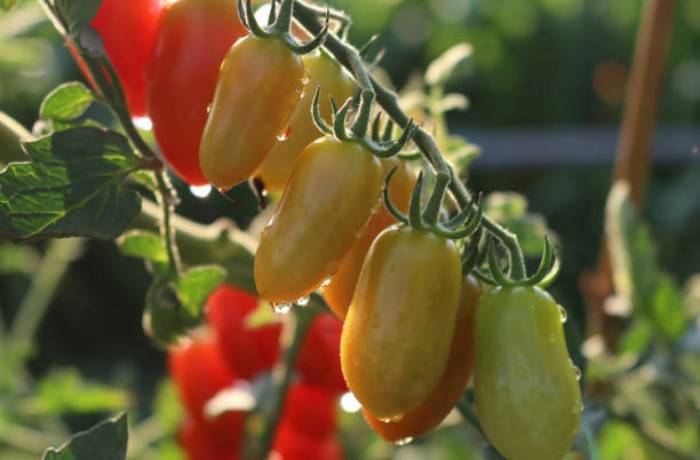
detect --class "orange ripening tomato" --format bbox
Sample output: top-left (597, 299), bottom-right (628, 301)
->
top-left (256, 51), bottom-right (355, 192)
top-left (199, 35), bottom-right (305, 190)
top-left (363, 276), bottom-right (480, 442)
top-left (341, 226), bottom-right (462, 420)
top-left (147, 0), bottom-right (246, 185)
top-left (323, 159), bottom-right (415, 319)
top-left (254, 137), bottom-right (383, 304)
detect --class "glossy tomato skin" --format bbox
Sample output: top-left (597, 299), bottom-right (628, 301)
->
top-left (364, 276), bottom-right (480, 442)
top-left (255, 138), bottom-right (383, 304)
top-left (199, 36), bottom-right (305, 190)
top-left (206, 285), bottom-right (281, 380)
top-left (341, 227), bottom-right (462, 420)
top-left (256, 52), bottom-right (355, 192)
top-left (297, 315), bottom-right (347, 395)
top-left (323, 159), bottom-right (415, 319)
top-left (90, 0), bottom-right (161, 116)
top-left (178, 418), bottom-right (242, 460)
top-left (169, 339), bottom-right (245, 448)
top-left (148, 0), bottom-right (245, 185)
top-left (475, 286), bottom-right (582, 460)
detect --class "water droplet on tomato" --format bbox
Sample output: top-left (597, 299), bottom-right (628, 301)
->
top-left (320, 276), bottom-right (333, 287)
top-left (395, 437), bottom-right (414, 446)
top-left (559, 305), bottom-right (568, 323)
top-left (573, 366), bottom-right (582, 381)
top-left (378, 414), bottom-right (404, 423)
top-left (277, 125), bottom-right (292, 142)
top-left (189, 184), bottom-right (212, 199)
top-left (296, 296), bottom-right (310, 306)
top-left (271, 302), bottom-right (292, 315)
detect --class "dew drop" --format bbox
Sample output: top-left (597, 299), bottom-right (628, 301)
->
top-left (394, 437), bottom-right (414, 447)
top-left (573, 366), bottom-right (582, 381)
top-left (277, 125), bottom-right (292, 142)
top-left (190, 184), bottom-right (212, 199)
top-left (296, 296), bottom-right (310, 307)
top-left (558, 305), bottom-right (568, 323)
top-left (378, 414), bottom-right (404, 423)
top-left (271, 302), bottom-right (292, 315)
top-left (320, 276), bottom-right (333, 288)
top-left (217, 187), bottom-right (231, 194)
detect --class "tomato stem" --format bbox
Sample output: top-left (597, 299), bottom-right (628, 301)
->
top-left (257, 302), bottom-right (320, 459)
top-left (292, 0), bottom-right (528, 281)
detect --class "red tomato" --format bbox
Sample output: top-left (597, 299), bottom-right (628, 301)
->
top-left (147, 0), bottom-right (246, 185)
top-left (169, 338), bottom-right (245, 448)
top-left (273, 426), bottom-right (342, 460)
top-left (90, 0), bottom-right (161, 116)
top-left (178, 418), bottom-right (242, 460)
top-left (280, 384), bottom-right (337, 440)
top-left (206, 285), bottom-right (281, 380)
top-left (297, 315), bottom-right (347, 396)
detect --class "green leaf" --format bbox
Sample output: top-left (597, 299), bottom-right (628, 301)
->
top-left (176, 265), bottom-right (227, 318)
top-left (40, 83), bottom-right (94, 122)
top-left (445, 135), bottom-right (480, 176)
top-left (606, 181), bottom-right (689, 339)
top-left (0, 127), bottom-right (142, 242)
top-left (56, 0), bottom-right (103, 37)
top-left (21, 369), bottom-right (130, 416)
top-left (117, 230), bottom-right (168, 264)
top-left (42, 413), bottom-right (128, 460)
top-left (425, 43), bottom-right (473, 87)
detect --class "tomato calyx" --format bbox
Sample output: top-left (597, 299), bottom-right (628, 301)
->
top-left (383, 168), bottom-right (482, 240)
top-left (311, 88), bottom-right (416, 159)
top-left (476, 236), bottom-right (561, 289)
top-left (238, 0), bottom-right (329, 55)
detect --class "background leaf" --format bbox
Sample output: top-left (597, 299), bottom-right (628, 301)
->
top-left (40, 82), bottom-right (94, 122)
top-left (42, 413), bottom-right (128, 460)
top-left (0, 127), bottom-right (142, 242)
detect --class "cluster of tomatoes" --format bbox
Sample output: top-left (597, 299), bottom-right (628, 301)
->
top-left (77, 0), bottom-right (584, 458)
top-left (170, 285), bottom-right (345, 459)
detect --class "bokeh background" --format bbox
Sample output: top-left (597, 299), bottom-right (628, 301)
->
top-left (1, 0), bottom-right (699, 458)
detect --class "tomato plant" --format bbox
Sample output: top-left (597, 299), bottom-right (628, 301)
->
top-left (147, 0), bottom-right (246, 185)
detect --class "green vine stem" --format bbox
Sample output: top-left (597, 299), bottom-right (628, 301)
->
top-left (7, 238), bottom-right (84, 357)
top-left (257, 302), bottom-right (320, 459)
top-left (292, 1), bottom-right (527, 280)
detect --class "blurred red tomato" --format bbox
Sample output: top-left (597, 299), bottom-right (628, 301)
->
top-left (297, 315), bottom-right (347, 396)
top-left (178, 418), bottom-right (242, 460)
top-left (273, 425), bottom-right (343, 460)
top-left (280, 383), bottom-right (337, 440)
top-left (147, 0), bottom-right (246, 185)
top-left (207, 285), bottom-right (281, 380)
top-left (169, 338), bottom-right (245, 448)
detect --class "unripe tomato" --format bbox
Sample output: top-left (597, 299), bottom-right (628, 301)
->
top-left (169, 339), bottom-right (245, 448)
top-left (364, 276), bottom-right (480, 442)
top-left (341, 226), bottom-right (462, 420)
top-left (256, 52), bottom-right (355, 192)
top-left (296, 315), bottom-right (347, 395)
top-left (199, 36), bottom-right (305, 190)
top-left (206, 285), bottom-right (281, 380)
top-left (474, 286), bottom-right (582, 460)
top-left (148, 0), bottom-right (246, 185)
top-left (255, 138), bottom-right (383, 304)
top-left (178, 418), bottom-right (242, 460)
top-left (273, 427), bottom-right (342, 460)
top-left (323, 160), bottom-right (415, 319)
top-left (280, 383), bottom-right (338, 440)
top-left (89, 0), bottom-right (161, 116)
